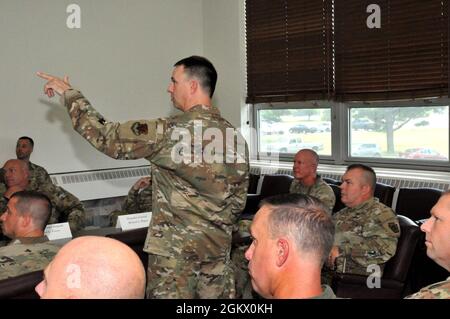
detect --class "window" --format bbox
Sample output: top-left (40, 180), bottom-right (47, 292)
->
top-left (247, 0), bottom-right (450, 169)
top-left (257, 107), bottom-right (332, 157)
top-left (349, 106), bottom-right (449, 162)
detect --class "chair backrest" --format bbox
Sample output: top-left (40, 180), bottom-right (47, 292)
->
top-left (106, 227), bottom-right (148, 269)
top-left (0, 270), bottom-right (42, 299)
top-left (383, 215), bottom-right (422, 282)
top-left (374, 182), bottom-right (396, 207)
top-left (248, 173), bottom-right (260, 194)
top-left (259, 174), bottom-right (294, 199)
top-left (328, 184), bottom-right (346, 213)
top-left (322, 177), bottom-right (341, 185)
top-left (395, 188), bottom-right (442, 221)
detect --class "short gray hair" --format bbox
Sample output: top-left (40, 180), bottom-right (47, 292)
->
top-left (262, 193), bottom-right (335, 266)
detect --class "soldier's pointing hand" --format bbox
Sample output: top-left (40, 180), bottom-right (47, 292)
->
top-left (36, 72), bottom-right (72, 98)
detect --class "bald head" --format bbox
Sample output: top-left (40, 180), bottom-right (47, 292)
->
top-left (293, 149), bottom-right (319, 183)
top-left (3, 159), bottom-right (30, 189)
top-left (35, 236), bottom-right (146, 299)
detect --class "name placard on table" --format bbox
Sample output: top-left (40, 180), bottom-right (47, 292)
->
top-left (116, 212), bottom-right (152, 231)
top-left (44, 222), bottom-right (73, 240)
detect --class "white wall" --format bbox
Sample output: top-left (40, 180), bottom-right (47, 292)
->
top-left (0, 0), bottom-right (204, 173)
top-left (203, 0), bottom-right (247, 129)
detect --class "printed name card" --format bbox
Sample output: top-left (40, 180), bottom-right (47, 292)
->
top-left (116, 212), bottom-right (152, 231)
top-left (45, 222), bottom-right (73, 240)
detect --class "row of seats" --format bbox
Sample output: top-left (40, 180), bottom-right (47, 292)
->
top-left (246, 174), bottom-right (442, 222)
top-left (243, 174), bottom-right (448, 298)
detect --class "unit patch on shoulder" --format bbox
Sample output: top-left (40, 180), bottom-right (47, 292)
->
top-left (131, 122), bottom-right (148, 136)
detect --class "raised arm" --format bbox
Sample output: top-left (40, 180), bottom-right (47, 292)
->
top-left (37, 72), bottom-right (166, 160)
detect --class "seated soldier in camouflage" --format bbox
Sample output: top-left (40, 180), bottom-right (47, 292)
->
top-left (109, 176), bottom-right (152, 226)
top-left (0, 159), bottom-right (86, 233)
top-left (290, 149), bottom-right (335, 213)
top-left (15, 136), bottom-right (53, 189)
top-left (406, 191), bottom-right (450, 299)
top-left (0, 191), bottom-right (60, 280)
top-left (245, 193), bottom-right (336, 299)
top-left (326, 164), bottom-right (400, 278)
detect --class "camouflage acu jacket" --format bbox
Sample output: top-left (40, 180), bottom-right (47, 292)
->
top-left (405, 277), bottom-right (450, 299)
top-left (0, 241), bottom-right (59, 280)
top-left (333, 197), bottom-right (400, 276)
top-left (123, 182), bottom-right (153, 214)
top-left (62, 89), bottom-right (249, 261)
top-left (290, 175), bottom-right (336, 214)
top-left (28, 161), bottom-right (53, 190)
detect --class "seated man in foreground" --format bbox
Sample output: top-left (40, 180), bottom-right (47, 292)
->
top-left (327, 164), bottom-right (400, 277)
top-left (35, 236), bottom-right (146, 299)
top-left (245, 193), bottom-right (336, 299)
top-left (0, 191), bottom-right (60, 280)
top-left (406, 191), bottom-right (450, 299)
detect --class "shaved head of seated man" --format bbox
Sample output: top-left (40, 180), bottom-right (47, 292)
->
top-left (289, 149), bottom-right (335, 213)
top-left (35, 236), bottom-right (146, 299)
top-left (1, 190), bottom-right (52, 243)
top-left (2, 159), bottom-right (30, 200)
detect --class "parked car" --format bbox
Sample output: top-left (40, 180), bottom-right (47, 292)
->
top-left (352, 119), bottom-right (376, 131)
top-left (289, 124), bottom-right (317, 134)
top-left (316, 122), bottom-right (331, 132)
top-left (351, 143), bottom-right (382, 157)
top-left (399, 148), bottom-right (448, 160)
top-left (278, 138), bottom-right (324, 153)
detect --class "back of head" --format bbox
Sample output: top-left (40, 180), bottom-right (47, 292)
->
top-left (346, 163), bottom-right (376, 194)
top-left (10, 190), bottom-right (52, 231)
top-left (174, 55), bottom-right (217, 98)
top-left (37, 236), bottom-right (146, 299)
top-left (262, 193), bottom-right (335, 266)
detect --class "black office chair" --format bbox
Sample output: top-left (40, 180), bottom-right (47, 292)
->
top-left (0, 270), bottom-right (42, 299)
top-left (322, 177), bottom-right (341, 185)
top-left (328, 184), bottom-right (345, 214)
top-left (374, 182), bottom-right (396, 207)
top-left (332, 215), bottom-right (423, 299)
top-left (395, 187), bottom-right (442, 221)
top-left (241, 174), bottom-right (294, 220)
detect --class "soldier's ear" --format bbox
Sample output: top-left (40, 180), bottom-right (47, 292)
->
top-left (276, 238), bottom-right (289, 267)
top-left (189, 79), bottom-right (198, 94)
top-left (20, 214), bottom-right (32, 228)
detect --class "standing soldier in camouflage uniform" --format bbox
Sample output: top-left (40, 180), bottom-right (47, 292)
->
top-left (0, 159), bottom-right (86, 233)
top-left (0, 191), bottom-right (60, 280)
top-left (406, 191), bottom-right (450, 299)
top-left (290, 149), bottom-right (335, 213)
top-left (109, 176), bottom-right (153, 226)
top-left (15, 136), bottom-right (53, 190)
top-left (37, 55), bottom-right (249, 299)
top-left (326, 164), bottom-right (400, 278)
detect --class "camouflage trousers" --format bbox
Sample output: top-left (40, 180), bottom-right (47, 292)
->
top-left (146, 254), bottom-right (235, 299)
